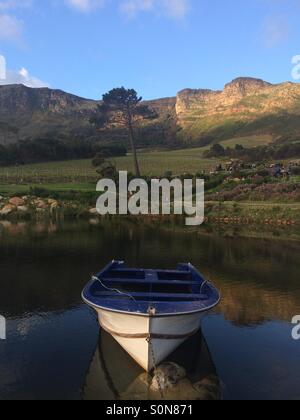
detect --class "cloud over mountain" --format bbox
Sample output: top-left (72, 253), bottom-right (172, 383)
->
top-left (0, 58), bottom-right (49, 88)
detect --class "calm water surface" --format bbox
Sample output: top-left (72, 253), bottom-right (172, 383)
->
top-left (0, 219), bottom-right (300, 400)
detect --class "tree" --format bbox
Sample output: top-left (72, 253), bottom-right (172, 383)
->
top-left (96, 161), bottom-right (118, 180)
top-left (235, 144), bottom-right (244, 151)
top-left (90, 87), bottom-right (157, 176)
top-left (92, 153), bottom-right (106, 168)
top-left (211, 143), bottom-right (226, 156)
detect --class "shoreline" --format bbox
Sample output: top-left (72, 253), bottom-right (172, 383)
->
top-left (0, 194), bottom-right (299, 241)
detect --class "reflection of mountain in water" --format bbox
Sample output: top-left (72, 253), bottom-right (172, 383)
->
top-left (83, 330), bottom-right (221, 401)
top-left (217, 285), bottom-right (298, 326)
top-left (1, 220), bottom-right (300, 325)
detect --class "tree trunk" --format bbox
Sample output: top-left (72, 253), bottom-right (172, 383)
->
top-left (128, 120), bottom-right (141, 177)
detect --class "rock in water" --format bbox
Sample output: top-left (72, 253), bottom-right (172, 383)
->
top-left (17, 206), bottom-right (29, 213)
top-left (9, 197), bottom-right (25, 207)
top-left (89, 208), bottom-right (98, 215)
top-left (0, 204), bottom-right (16, 215)
top-left (120, 364), bottom-right (221, 401)
top-left (193, 375), bottom-right (222, 400)
top-left (151, 363), bottom-right (186, 391)
top-left (34, 200), bottom-right (48, 209)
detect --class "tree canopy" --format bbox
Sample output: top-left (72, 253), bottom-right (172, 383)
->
top-left (90, 87), bottom-right (157, 176)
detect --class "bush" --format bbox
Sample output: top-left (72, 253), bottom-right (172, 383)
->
top-left (291, 166), bottom-right (300, 176)
top-left (164, 171), bottom-right (173, 179)
top-left (207, 182), bottom-right (300, 202)
top-left (29, 187), bottom-right (49, 197)
top-left (205, 175), bottom-right (225, 191)
top-left (257, 169), bottom-right (270, 177)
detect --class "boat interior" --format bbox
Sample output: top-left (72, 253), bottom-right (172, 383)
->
top-left (91, 262), bottom-right (208, 302)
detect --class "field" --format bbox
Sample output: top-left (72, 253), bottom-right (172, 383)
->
top-left (0, 148), bottom-right (222, 189)
top-left (116, 150), bottom-right (221, 175)
top-left (214, 134), bottom-right (272, 149)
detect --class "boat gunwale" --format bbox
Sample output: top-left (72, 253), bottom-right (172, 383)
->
top-left (82, 290), bottom-right (221, 318)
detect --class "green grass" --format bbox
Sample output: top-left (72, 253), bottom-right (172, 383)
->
top-left (0, 160), bottom-right (97, 186)
top-left (115, 150), bottom-right (221, 175)
top-left (218, 135), bottom-right (272, 149)
top-left (114, 136), bottom-right (271, 174)
top-left (191, 135), bottom-right (272, 153)
top-left (0, 149), bottom-right (222, 187)
top-left (0, 183), bottom-right (96, 194)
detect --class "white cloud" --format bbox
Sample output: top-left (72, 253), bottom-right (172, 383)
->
top-left (2, 68), bottom-right (49, 88)
top-left (162, 0), bottom-right (189, 18)
top-left (66, 0), bottom-right (190, 18)
top-left (0, 14), bottom-right (22, 42)
top-left (262, 16), bottom-right (290, 47)
top-left (0, 0), bottom-right (32, 11)
top-left (120, 0), bottom-right (190, 19)
top-left (0, 57), bottom-right (49, 88)
top-left (0, 0), bottom-right (32, 43)
top-left (65, 0), bottom-right (106, 13)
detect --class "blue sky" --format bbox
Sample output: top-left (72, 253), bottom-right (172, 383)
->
top-left (0, 0), bottom-right (300, 100)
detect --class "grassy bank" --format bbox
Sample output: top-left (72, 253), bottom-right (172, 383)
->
top-left (0, 192), bottom-right (299, 240)
top-left (204, 201), bottom-right (300, 238)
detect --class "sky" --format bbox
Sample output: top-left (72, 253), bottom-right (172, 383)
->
top-left (0, 0), bottom-right (300, 100)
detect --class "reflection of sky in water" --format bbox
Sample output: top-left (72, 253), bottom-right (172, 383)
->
top-left (0, 308), bottom-right (98, 400)
top-left (0, 220), bottom-right (300, 400)
top-left (203, 315), bottom-right (300, 400)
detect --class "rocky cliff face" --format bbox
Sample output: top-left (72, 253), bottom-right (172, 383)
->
top-left (0, 84), bottom-right (95, 115)
top-left (176, 77), bottom-right (273, 118)
top-left (223, 77), bottom-right (271, 97)
top-left (0, 84), bottom-right (98, 144)
top-left (176, 77), bottom-right (300, 143)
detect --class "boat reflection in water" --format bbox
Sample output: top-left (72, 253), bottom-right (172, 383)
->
top-left (83, 329), bottom-right (221, 401)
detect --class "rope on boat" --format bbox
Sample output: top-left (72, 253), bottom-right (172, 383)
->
top-left (99, 321), bottom-right (200, 340)
top-left (92, 276), bottom-right (137, 302)
top-left (147, 335), bottom-right (164, 398)
top-left (200, 280), bottom-right (209, 294)
top-left (93, 273), bottom-right (202, 339)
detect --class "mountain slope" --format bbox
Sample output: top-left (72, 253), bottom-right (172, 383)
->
top-left (0, 84), bottom-right (175, 146)
top-left (176, 77), bottom-right (300, 145)
top-left (0, 84), bottom-right (98, 144)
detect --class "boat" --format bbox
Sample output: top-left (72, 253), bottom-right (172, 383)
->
top-left (82, 329), bottom-right (222, 400)
top-left (82, 260), bottom-right (220, 372)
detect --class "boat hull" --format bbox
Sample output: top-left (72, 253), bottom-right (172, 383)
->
top-left (96, 308), bottom-right (204, 372)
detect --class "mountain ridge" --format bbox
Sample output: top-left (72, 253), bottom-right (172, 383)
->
top-left (1, 77), bottom-right (300, 148)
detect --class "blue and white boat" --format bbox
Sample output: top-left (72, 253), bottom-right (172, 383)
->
top-left (82, 261), bottom-right (220, 372)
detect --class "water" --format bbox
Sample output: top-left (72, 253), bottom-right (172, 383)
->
top-left (0, 219), bottom-right (300, 400)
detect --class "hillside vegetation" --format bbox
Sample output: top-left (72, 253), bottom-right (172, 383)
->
top-left (2, 78), bottom-right (300, 165)
top-left (176, 78), bottom-right (300, 146)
